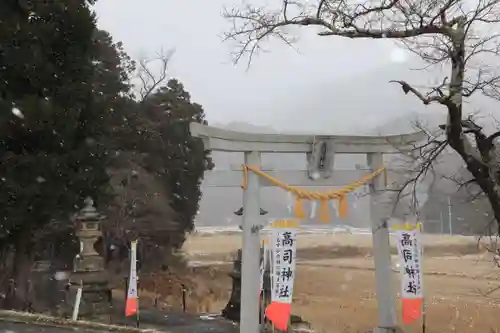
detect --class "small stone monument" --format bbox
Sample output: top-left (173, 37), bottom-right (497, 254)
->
top-left (67, 197), bottom-right (112, 322)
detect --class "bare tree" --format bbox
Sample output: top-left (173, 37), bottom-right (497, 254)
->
top-left (383, 118), bottom-right (495, 236)
top-left (105, 152), bottom-right (181, 276)
top-left (223, 0), bottom-right (500, 233)
top-left (385, 122), bottom-right (446, 211)
top-left (136, 48), bottom-right (175, 102)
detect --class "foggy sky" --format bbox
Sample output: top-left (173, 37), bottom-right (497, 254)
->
top-left (93, 0), bottom-right (464, 133)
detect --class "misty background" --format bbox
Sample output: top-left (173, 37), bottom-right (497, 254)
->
top-left (94, 1), bottom-right (498, 234)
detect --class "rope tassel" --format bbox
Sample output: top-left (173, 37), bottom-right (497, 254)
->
top-left (286, 192), bottom-right (294, 215)
top-left (338, 195), bottom-right (348, 218)
top-left (319, 200), bottom-right (330, 222)
top-left (294, 197), bottom-right (306, 219)
top-left (309, 200), bottom-right (317, 219)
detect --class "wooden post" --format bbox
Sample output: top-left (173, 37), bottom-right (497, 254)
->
top-left (240, 151), bottom-right (262, 333)
top-left (368, 153), bottom-right (398, 333)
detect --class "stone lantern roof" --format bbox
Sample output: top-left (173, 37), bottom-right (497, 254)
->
top-left (74, 197), bottom-right (105, 223)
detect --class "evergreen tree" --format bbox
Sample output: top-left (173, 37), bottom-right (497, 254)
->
top-left (140, 79), bottom-right (214, 244)
top-left (0, 0), bottom-right (213, 303)
top-left (0, 0), bottom-right (122, 307)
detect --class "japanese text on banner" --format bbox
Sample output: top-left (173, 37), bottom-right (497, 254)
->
top-left (396, 228), bottom-right (423, 299)
top-left (270, 228), bottom-right (297, 303)
top-left (260, 240), bottom-right (269, 293)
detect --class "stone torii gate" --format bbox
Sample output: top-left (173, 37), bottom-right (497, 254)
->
top-left (190, 123), bottom-right (424, 333)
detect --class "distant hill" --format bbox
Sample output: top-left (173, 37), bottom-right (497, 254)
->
top-left (211, 122), bottom-right (278, 133)
top-left (264, 60), bottom-right (445, 134)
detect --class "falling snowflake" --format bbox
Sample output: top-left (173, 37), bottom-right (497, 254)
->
top-left (28, 12), bottom-right (38, 22)
top-left (12, 107), bottom-right (24, 119)
top-left (54, 271), bottom-right (69, 281)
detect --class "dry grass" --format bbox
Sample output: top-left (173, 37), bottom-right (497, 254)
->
top-left (139, 233), bottom-right (500, 333)
top-left (184, 232), bottom-right (484, 261)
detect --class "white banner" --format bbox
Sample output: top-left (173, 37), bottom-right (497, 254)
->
top-left (396, 227), bottom-right (423, 299)
top-left (268, 242), bottom-right (274, 294)
top-left (127, 240), bottom-right (138, 300)
top-left (270, 228), bottom-right (297, 304)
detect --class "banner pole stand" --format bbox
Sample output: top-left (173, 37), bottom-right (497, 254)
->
top-left (422, 300), bottom-right (426, 333)
top-left (125, 239), bottom-right (140, 326)
top-left (136, 243), bottom-right (140, 328)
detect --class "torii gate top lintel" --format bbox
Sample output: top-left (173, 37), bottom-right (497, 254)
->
top-left (189, 122), bottom-right (425, 153)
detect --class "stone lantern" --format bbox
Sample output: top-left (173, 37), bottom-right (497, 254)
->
top-left (222, 248), bottom-right (309, 331)
top-left (222, 248), bottom-right (271, 322)
top-left (67, 197), bottom-right (111, 322)
top-left (222, 249), bottom-right (243, 321)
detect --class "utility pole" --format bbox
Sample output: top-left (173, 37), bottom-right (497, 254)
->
top-left (447, 196), bottom-right (452, 235)
top-left (439, 211), bottom-right (444, 234)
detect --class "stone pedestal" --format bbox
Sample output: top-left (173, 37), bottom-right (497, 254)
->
top-left (67, 197), bottom-right (112, 322)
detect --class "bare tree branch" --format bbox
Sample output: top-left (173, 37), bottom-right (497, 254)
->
top-left (386, 122), bottom-right (448, 215)
top-left (137, 48), bottom-right (175, 102)
top-left (389, 80), bottom-right (448, 104)
top-left (223, 0), bottom-right (500, 103)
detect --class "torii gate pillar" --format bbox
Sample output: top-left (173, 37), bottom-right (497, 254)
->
top-left (190, 123), bottom-right (423, 333)
top-left (240, 151), bottom-right (263, 333)
top-left (368, 153), bottom-right (398, 332)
